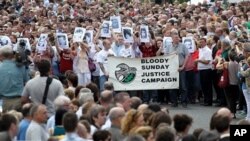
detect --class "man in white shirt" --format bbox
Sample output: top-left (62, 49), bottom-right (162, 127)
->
top-left (97, 40), bottom-right (115, 91)
top-left (195, 38), bottom-right (213, 106)
top-left (26, 104), bottom-right (49, 141)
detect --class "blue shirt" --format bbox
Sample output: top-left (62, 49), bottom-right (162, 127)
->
top-left (17, 118), bottom-right (31, 140)
top-left (0, 60), bottom-right (29, 97)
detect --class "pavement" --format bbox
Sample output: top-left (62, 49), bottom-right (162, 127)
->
top-left (161, 104), bottom-right (245, 133)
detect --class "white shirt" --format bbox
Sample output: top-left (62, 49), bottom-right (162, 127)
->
top-left (198, 46), bottom-right (212, 70)
top-left (26, 121), bottom-right (49, 141)
top-left (96, 49), bottom-right (115, 76)
top-left (101, 117), bottom-right (111, 130)
top-left (120, 46), bottom-right (135, 58)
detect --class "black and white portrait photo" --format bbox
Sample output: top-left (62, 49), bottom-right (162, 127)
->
top-left (36, 34), bottom-right (48, 51)
top-left (101, 21), bottom-right (111, 38)
top-left (163, 37), bottom-right (173, 52)
top-left (56, 33), bottom-right (69, 49)
top-left (73, 27), bottom-right (86, 43)
top-left (122, 27), bottom-right (133, 43)
top-left (182, 37), bottom-right (195, 53)
top-left (84, 30), bottom-right (93, 44)
top-left (140, 25), bottom-right (150, 43)
top-left (110, 16), bottom-right (121, 33)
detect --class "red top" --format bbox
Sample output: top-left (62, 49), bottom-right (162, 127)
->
top-left (185, 50), bottom-right (199, 72)
top-left (216, 49), bottom-right (222, 57)
top-left (139, 44), bottom-right (158, 58)
top-left (59, 51), bottom-right (73, 73)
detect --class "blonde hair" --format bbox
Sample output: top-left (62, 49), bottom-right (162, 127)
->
top-left (121, 109), bottom-right (143, 135)
top-left (64, 89), bottom-right (75, 100)
top-left (133, 126), bottom-right (153, 140)
top-left (8, 110), bottom-right (23, 122)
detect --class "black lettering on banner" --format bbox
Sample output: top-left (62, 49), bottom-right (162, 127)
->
top-left (141, 58), bottom-right (169, 64)
top-left (141, 77), bottom-right (177, 83)
top-left (230, 125), bottom-right (250, 141)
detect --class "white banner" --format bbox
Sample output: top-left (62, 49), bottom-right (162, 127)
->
top-left (108, 54), bottom-right (179, 91)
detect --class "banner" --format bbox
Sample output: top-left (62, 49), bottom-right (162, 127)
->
top-left (108, 54), bottom-right (179, 91)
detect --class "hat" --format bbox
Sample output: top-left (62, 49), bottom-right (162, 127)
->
top-left (198, 130), bottom-right (220, 141)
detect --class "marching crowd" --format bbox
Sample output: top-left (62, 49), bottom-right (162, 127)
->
top-left (1, 0), bottom-right (250, 140)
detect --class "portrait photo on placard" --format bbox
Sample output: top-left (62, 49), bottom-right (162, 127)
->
top-left (110, 16), bottom-right (121, 33)
top-left (163, 37), bottom-right (173, 52)
top-left (101, 21), bottom-right (111, 38)
top-left (122, 27), bottom-right (133, 43)
top-left (84, 30), bottom-right (93, 44)
top-left (140, 25), bottom-right (150, 43)
top-left (36, 34), bottom-right (48, 51)
top-left (0, 36), bottom-right (11, 47)
top-left (182, 37), bottom-right (195, 53)
top-left (17, 38), bottom-right (31, 51)
top-left (56, 33), bottom-right (69, 49)
top-left (73, 27), bottom-right (86, 43)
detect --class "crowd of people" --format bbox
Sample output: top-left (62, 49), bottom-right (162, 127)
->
top-left (1, 0), bottom-right (250, 140)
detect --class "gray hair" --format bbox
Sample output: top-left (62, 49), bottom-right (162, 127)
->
top-left (54, 95), bottom-right (71, 110)
top-left (0, 46), bottom-right (13, 59)
top-left (30, 104), bottom-right (40, 117)
top-left (221, 39), bottom-right (231, 47)
top-left (109, 107), bottom-right (125, 121)
top-left (89, 105), bottom-right (105, 125)
top-left (104, 81), bottom-right (114, 90)
top-left (78, 88), bottom-right (94, 105)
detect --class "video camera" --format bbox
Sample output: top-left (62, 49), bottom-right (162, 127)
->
top-left (15, 39), bottom-right (31, 68)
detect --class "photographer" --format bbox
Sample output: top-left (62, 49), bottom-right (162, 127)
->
top-left (0, 46), bottom-right (29, 112)
top-left (15, 39), bottom-right (32, 69)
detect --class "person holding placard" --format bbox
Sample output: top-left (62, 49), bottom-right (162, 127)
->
top-left (97, 40), bottom-right (115, 91)
top-left (55, 39), bottom-right (73, 74)
top-left (159, 33), bottom-right (190, 107)
top-left (138, 30), bottom-right (159, 103)
top-left (74, 42), bottom-right (91, 86)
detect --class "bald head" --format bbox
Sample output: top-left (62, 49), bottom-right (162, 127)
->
top-left (100, 90), bottom-right (113, 104)
top-left (103, 39), bottom-right (111, 49)
top-left (138, 104), bottom-right (148, 112)
top-left (217, 107), bottom-right (233, 120)
top-left (109, 107), bottom-right (125, 121)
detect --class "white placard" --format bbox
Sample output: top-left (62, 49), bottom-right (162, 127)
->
top-left (56, 33), bottom-right (69, 49)
top-left (182, 37), bottom-right (195, 53)
top-left (101, 21), bottom-right (111, 38)
top-left (84, 30), bottom-right (93, 45)
top-left (140, 25), bottom-right (150, 43)
top-left (36, 34), bottom-right (48, 51)
top-left (0, 36), bottom-right (11, 48)
top-left (110, 16), bottom-right (121, 33)
top-left (108, 54), bottom-right (179, 90)
top-left (122, 27), bottom-right (134, 43)
top-left (73, 27), bottom-right (86, 43)
top-left (163, 37), bottom-right (173, 53)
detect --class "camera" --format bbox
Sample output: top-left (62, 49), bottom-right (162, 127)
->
top-left (15, 40), bottom-right (31, 68)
